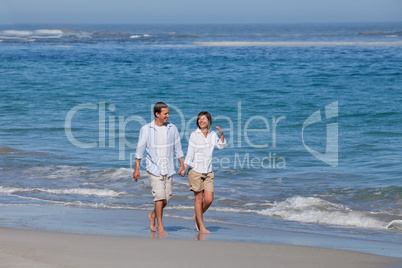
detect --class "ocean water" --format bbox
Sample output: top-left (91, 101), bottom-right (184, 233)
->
top-left (1, 23), bottom-right (401, 254)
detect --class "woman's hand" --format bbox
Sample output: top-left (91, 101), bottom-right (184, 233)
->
top-left (178, 166), bottom-right (186, 177)
top-left (216, 126), bottom-right (223, 135)
top-left (216, 126), bottom-right (225, 143)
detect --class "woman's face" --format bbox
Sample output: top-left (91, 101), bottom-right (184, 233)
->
top-left (198, 115), bottom-right (209, 129)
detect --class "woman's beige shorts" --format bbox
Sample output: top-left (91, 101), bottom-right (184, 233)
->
top-left (187, 169), bottom-right (214, 192)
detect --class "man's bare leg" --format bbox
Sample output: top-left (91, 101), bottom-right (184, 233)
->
top-left (148, 211), bottom-right (156, 232)
top-left (155, 200), bottom-right (168, 234)
top-left (194, 191), bottom-right (210, 234)
top-left (193, 215), bottom-right (199, 231)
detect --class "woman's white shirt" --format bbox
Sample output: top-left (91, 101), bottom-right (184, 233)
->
top-left (184, 128), bottom-right (226, 173)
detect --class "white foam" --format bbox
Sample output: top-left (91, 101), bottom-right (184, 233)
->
top-left (193, 41), bottom-right (402, 47)
top-left (0, 36), bottom-right (23, 40)
top-left (211, 206), bottom-right (255, 213)
top-left (143, 34), bottom-right (152, 37)
top-left (63, 201), bottom-right (141, 210)
top-left (168, 205), bottom-right (256, 214)
top-left (7, 194), bottom-right (65, 204)
top-left (0, 29), bottom-right (66, 41)
top-left (2, 30), bottom-right (32, 36)
top-left (166, 205), bottom-right (194, 211)
top-left (0, 186), bottom-right (21, 194)
top-left (0, 186), bottom-right (126, 197)
top-left (25, 165), bottom-right (93, 180)
top-left (100, 167), bottom-right (134, 181)
top-left (31, 35), bottom-right (62, 39)
top-left (258, 196), bottom-right (390, 230)
top-left (43, 188), bottom-right (126, 197)
top-left (110, 167), bottom-right (134, 177)
top-left (34, 29), bottom-right (63, 35)
top-left (387, 220), bottom-right (402, 231)
top-left (165, 205), bottom-right (257, 213)
top-left (1, 29), bottom-right (63, 37)
top-left (130, 35), bottom-right (141, 39)
top-left (64, 201), bottom-right (110, 208)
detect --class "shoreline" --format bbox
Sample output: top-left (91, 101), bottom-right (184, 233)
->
top-left (0, 227), bottom-right (400, 268)
top-left (0, 204), bottom-right (401, 259)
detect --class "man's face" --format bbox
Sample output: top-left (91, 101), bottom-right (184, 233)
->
top-left (155, 107), bottom-right (169, 125)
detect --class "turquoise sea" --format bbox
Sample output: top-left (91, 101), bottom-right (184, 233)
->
top-left (0, 23), bottom-right (401, 257)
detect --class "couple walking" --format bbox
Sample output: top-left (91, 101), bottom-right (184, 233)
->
top-left (133, 102), bottom-right (226, 235)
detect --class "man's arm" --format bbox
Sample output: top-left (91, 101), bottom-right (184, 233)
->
top-left (173, 125), bottom-right (185, 176)
top-left (133, 158), bottom-right (141, 181)
top-left (135, 126), bottom-right (147, 160)
top-left (178, 157), bottom-right (185, 177)
top-left (173, 128), bottom-right (184, 159)
top-left (133, 126), bottom-right (147, 182)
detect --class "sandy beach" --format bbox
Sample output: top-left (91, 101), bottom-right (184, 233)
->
top-left (2, 20), bottom-right (402, 268)
top-left (0, 227), bottom-right (400, 268)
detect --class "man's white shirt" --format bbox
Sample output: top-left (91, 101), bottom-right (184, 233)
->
top-left (155, 125), bottom-right (168, 175)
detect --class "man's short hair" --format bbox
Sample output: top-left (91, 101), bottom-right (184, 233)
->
top-left (196, 111), bottom-right (212, 129)
top-left (153, 102), bottom-right (168, 117)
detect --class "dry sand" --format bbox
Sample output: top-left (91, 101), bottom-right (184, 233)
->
top-left (0, 227), bottom-right (400, 268)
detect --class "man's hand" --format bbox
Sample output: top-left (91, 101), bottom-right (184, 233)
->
top-left (133, 169), bottom-right (140, 182)
top-left (178, 166), bottom-right (186, 177)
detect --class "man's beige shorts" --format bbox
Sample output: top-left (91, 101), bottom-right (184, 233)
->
top-left (188, 169), bottom-right (214, 192)
top-left (147, 172), bottom-right (173, 204)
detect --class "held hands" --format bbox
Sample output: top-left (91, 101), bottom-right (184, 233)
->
top-left (178, 166), bottom-right (186, 177)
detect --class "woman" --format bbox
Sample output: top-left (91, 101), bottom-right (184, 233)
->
top-left (184, 111), bottom-right (226, 234)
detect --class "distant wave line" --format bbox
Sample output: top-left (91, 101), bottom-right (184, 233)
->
top-left (193, 41), bottom-right (402, 47)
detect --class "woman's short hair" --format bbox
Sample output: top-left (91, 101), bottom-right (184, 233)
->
top-left (196, 111), bottom-right (212, 129)
top-left (153, 102), bottom-right (168, 117)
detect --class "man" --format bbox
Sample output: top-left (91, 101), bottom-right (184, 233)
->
top-left (133, 102), bottom-right (185, 235)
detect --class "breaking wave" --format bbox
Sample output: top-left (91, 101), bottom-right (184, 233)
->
top-left (193, 41), bottom-right (402, 47)
top-left (0, 186), bottom-right (127, 197)
top-left (258, 196), bottom-right (401, 231)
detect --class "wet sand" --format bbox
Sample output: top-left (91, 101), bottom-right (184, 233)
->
top-left (0, 227), bottom-right (400, 268)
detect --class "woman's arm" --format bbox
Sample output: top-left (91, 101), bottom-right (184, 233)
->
top-left (215, 126), bottom-right (226, 149)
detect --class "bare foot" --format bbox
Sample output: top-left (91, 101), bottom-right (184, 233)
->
top-left (193, 215), bottom-right (200, 231)
top-left (148, 213), bottom-right (156, 232)
top-left (199, 228), bottom-right (211, 234)
top-left (157, 228), bottom-right (168, 235)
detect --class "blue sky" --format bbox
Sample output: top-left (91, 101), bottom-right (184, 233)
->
top-left (0, 0), bottom-right (401, 24)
